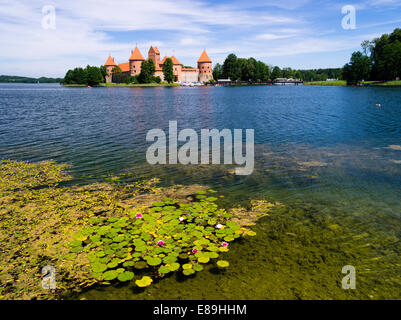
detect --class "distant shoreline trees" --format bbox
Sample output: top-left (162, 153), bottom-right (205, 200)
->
top-left (0, 75), bottom-right (62, 83)
top-left (214, 53), bottom-right (342, 82)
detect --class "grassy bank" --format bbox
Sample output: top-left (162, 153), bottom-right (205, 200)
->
top-left (304, 80), bottom-right (401, 87)
top-left (303, 80), bottom-right (347, 86)
top-left (375, 80), bottom-right (401, 86)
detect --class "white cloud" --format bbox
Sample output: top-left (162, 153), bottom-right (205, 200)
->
top-left (0, 0), bottom-right (398, 77)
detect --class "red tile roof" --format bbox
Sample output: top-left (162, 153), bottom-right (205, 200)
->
top-left (118, 62), bottom-right (129, 73)
top-left (129, 47), bottom-right (145, 61)
top-left (104, 55), bottom-right (116, 66)
top-left (198, 50), bottom-right (211, 63)
top-left (160, 56), bottom-right (182, 65)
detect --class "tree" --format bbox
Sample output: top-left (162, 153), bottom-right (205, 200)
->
top-left (271, 66), bottom-right (282, 80)
top-left (112, 65), bottom-right (122, 76)
top-left (99, 65), bottom-right (107, 81)
top-left (342, 51), bottom-right (371, 85)
top-left (223, 53), bottom-right (241, 80)
top-left (361, 40), bottom-right (372, 56)
top-left (63, 70), bottom-right (75, 84)
top-left (86, 66), bottom-right (103, 86)
top-left (255, 60), bottom-right (270, 81)
top-left (369, 28), bottom-right (401, 80)
top-left (72, 67), bottom-right (87, 84)
top-left (212, 63), bottom-right (223, 80)
top-left (162, 58), bottom-right (174, 83)
top-left (138, 59), bottom-right (155, 83)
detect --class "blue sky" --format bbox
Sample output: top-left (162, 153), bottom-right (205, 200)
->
top-left (0, 0), bottom-right (401, 77)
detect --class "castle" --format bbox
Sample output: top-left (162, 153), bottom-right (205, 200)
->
top-left (104, 46), bottom-right (213, 83)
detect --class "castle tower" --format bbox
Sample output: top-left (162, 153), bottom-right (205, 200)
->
top-left (197, 50), bottom-right (213, 83)
top-left (129, 46), bottom-right (145, 76)
top-left (104, 55), bottom-right (116, 83)
top-left (148, 46), bottom-right (161, 69)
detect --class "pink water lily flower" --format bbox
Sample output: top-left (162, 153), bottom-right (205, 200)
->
top-left (215, 224), bottom-right (223, 229)
top-left (192, 248), bottom-right (198, 254)
top-left (136, 212), bottom-right (143, 219)
top-left (179, 217), bottom-right (184, 222)
top-left (157, 240), bottom-right (165, 246)
top-left (221, 242), bottom-right (228, 247)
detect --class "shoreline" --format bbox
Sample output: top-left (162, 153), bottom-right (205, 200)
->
top-left (304, 80), bottom-right (401, 87)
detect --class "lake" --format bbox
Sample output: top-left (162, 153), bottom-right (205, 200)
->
top-left (1, 83), bottom-right (401, 299)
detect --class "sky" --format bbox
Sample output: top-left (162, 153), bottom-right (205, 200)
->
top-left (0, 0), bottom-right (401, 77)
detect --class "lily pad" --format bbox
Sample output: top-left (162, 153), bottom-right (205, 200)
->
top-left (134, 261), bottom-right (148, 269)
top-left (103, 270), bottom-right (118, 281)
top-left (183, 269), bottom-right (195, 276)
top-left (135, 276), bottom-right (153, 287)
top-left (117, 271), bottom-right (134, 282)
top-left (146, 257), bottom-right (162, 266)
top-left (216, 260), bottom-right (229, 268)
top-left (198, 256), bottom-right (210, 264)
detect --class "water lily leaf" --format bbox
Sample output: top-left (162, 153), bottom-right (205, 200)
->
top-left (103, 270), bottom-right (118, 281)
top-left (113, 235), bottom-right (125, 242)
top-left (123, 261), bottom-right (135, 267)
top-left (204, 252), bottom-right (219, 259)
top-left (178, 253), bottom-right (188, 260)
top-left (135, 276), bottom-right (153, 287)
top-left (167, 262), bottom-right (180, 272)
top-left (116, 268), bottom-right (125, 274)
top-left (134, 261), bottom-right (148, 269)
top-left (92, 263), bottom-right (107, 273)
top-left (107, 261), bottom-right (118, 269)
top-left (158, 265), bottom-right (171, 274)
top-left (216, 260), bottom-right (229, 268)
top-left (163, 255), bottom-right (177, 264)
top-left (182, 263), bottom-right (192, 270)
top-left (198, 256), bottom-right (210, 264)
top-left (183, 269), bottom-right (195, 276)
top-left (153, 201), bottom-right (165, 207)
top-left (193, 264), bottom-right (203, 272)
top-left (146, 257), bottom-right (162, 266)
top-left (117, 271), bottom-right (134, 282)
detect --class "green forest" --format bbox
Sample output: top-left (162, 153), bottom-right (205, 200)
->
top-left (212, 54), bottom-right (341, 82)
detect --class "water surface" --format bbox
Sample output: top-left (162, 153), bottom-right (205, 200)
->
top-left (1, 83), bottom-right (401, 299)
